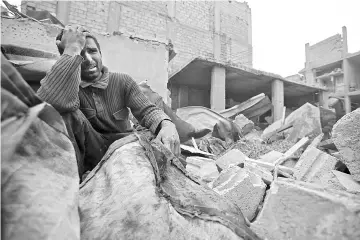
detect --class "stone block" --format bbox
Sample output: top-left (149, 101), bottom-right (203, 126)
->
top-left (212, 166), bottom-right (266, 221)
top-left (244, 162), bottom-right (273, 185)
top-left (233, 114), bottom-right (254, 136)
top-left (186, 156), bottom-right (219, 183)
top-left (284, 102), bottom-right (322, 142)
top-left (215, 149), bottom-right (247, 171)
top-left (251, 178), bottom-right (360, 240)
top-left (258, 150), bottom-right (283, 164)
top-left (294, 146), bottom-right (338, 186)
top-left (332, 108), bottom-right (360, 181)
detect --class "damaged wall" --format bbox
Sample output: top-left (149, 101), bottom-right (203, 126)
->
top-left (1, 18), bottom-right (169, 100)
top-left (21, 0), bottom-right (253, 76)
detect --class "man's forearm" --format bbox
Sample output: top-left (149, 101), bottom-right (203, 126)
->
top-left (37, 54), bottom-right (83, 113)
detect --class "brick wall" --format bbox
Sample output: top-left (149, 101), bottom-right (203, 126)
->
top-left (21, 0), bottom-right (252, 74)
top-left (308, 34), bottom-right (343, 68)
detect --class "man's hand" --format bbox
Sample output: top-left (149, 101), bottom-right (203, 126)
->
top-left (56, 25), bottom-right (89, 56)
top-left (156, 120), bottom-right (181, 157)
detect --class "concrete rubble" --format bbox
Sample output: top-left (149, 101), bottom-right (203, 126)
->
top-left (251, 178), bottom-right (360, 240)
top-left (186, 156), bottom-right (219, 183)
top-left (212, 166), bottom-right (267, 221)
top-left (215, 149), bottom-right (247, 171)
top-left (332, 108), bottom-right (360, 181)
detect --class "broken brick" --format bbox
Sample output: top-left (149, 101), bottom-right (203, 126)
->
top-left (251, 178), bottom-right (360, 240)
top-left (294, 146), bottom-right (338, 186)
top-left (212, 166), bottom-right (266, 221)
top-left (186, 156), bottom-right (219, 183)
top-left (215, 149), bottom-right (247, 171)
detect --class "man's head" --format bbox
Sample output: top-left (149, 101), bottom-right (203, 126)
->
top-left (56, 29), bottom-right (103, 82)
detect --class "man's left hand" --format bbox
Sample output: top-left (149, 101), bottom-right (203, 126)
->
top-left (156, 120), bottom-right (181, 157)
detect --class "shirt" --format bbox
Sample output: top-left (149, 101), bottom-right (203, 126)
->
top-left (37, 54), bottom-right (170, 134)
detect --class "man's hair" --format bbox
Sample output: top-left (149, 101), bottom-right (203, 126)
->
top-left (56, 29), bottom-right (101, 55)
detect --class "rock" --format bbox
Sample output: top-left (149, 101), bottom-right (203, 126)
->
top-left (251, 178), bottom-right (360, 240)
top-left (215, 149), bottom-right (247, 171)
top-left (244, 162), bottom-right (273, 185)
top-left (294, 146), bottom-right (338, 186)
top-left (258, 150), bottom-right (283, 164)
top-left (186, 156), bottom-right (219, 183)
top-left (284, 102), bottom-right (322, 142)
top-left (233, 114), bottom-right (254, 136)
top-left (332, 108), bottom-right (360, 181)
top-left (261, 119), bottom-right (282, 140)
top-left (331, 170), bottom-right (360, 194)
top-left (212, 166), bottom-right (266, 221)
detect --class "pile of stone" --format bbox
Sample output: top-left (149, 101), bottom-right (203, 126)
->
top-left (180, 103), bottom-right (360, 240)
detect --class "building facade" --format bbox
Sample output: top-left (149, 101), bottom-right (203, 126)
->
top-left (21, 0), bottom-right (253, 77)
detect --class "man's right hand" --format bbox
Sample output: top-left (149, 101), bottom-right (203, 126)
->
top-left (56, 25), bottom-right (89, 56)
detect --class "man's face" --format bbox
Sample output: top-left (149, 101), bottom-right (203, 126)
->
top-left (81, 37), bottom-right (103, 82)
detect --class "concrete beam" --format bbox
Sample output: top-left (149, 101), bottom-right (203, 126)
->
top-left (271, 79), bottom-right (284, 122)
top-left (210, 66), bottom-right (226, 111)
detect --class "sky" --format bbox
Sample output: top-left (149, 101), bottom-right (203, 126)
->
top-left (5, 0), bottom-right (360, 77)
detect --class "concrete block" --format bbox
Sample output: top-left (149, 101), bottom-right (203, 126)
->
top-left (284, 102), bottom-right (322, 142)
top-left (332, 108), bottom-right (360, 181)
top-left (212, 166), bottom-right (266, 221)
top-left (294, 146), bottom-right (338, 186)
top-left (258, 150), bottom-right (283, 164)
top-left (233, 114), bottom-right (254, 136)
top-left (331, 170), bottom-right (360, 194)
top-left (251, 178), bottom-right (360, 240)
top-left (244, 162), bottom-right (273, 185)
top-left (186, 156), bottom-right (219, 183)
top-left (215, 149), bottom-right (247, 171)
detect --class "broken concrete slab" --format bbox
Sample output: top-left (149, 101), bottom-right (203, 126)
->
top-left (251, 178), bottom-right (360, 240)
top-left (332, 108), bottom-right (360, 181)
top-left (261, 119), bottom-right (282, 140)
top-left (215, 149), bottom-right (247, 171)
top-left (186, 156), bottom-right (219, 183)
top-left (294, 146), bottom-right (338, 186)
top-left (212, 166), bottom-right (266, 221)
top-left (258, 150), bottom-right (283, 164)
top-left (233, 114), bottom-right (254, 136)
top-left (284, 102), bottom-right (322, 142)
top-left (244, 162), bottom-right (273, 185)
top-left (332, 170), bottom-right (360, 194)
top-left (308, 133), bottom-right (324, 148)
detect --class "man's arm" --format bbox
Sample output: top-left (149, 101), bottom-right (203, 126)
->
top-left (123, 75), bottom-right (180, 156)
top-left (37, 26), bottom-right (87, 113)
top-left (123, 74), bottom-right (170, 133)
top-left (37, 54), bottom-right (82, 113)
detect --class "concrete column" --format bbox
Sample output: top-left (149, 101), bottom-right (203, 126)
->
top-left (343, 58), bottom-right (351, 113)
top-left (210, 66), bottom-right (226, 111)
top-left (271, 79), bottom-right (284, 122)
top-left (178, 85), bottom-right (189, 108)
top-left (344, 96), bottom-right (351, 114)
top-left (107, 2), bottom-right (121, 33)
top-left (319, 91), bottom-right (330, 109)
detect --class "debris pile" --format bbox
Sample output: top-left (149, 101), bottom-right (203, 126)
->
top-left (173, 94), bottom-right (360, 240)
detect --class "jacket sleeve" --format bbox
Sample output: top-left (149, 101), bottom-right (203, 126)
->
top-left (37, 54), bottom-right (83, 113)
top-left (123, 74), bottom-right (171, 134)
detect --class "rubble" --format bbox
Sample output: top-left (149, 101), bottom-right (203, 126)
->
top-left (283, 102), bottom-right (322, 142)
top-left (243, 162), bottom-right (273, 185)
top-left (332, 108), bottom-right (360, 181)
top-left (233, 114), bottom-right (254, 136)
top-left (258, 150), bottom-right (283, 164)
top-left (331, 170), bottom-right (360, 194)
top-left (212, 166), bottom-right (266, 221)
top-left (186, 156), bottom-right (219, 183)
top-left (251, 178), bottom-right (360, 240)
top-left (294, 146), bottom-right (338, 186)
top-left (215, 149), bottom-right (247, 171)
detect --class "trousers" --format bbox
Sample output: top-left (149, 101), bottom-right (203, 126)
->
top-left (62, 110), bottom-right (133, 178)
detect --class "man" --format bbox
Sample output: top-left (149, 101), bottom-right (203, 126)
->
top-left (37, 25), bottom-right (180, 178)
